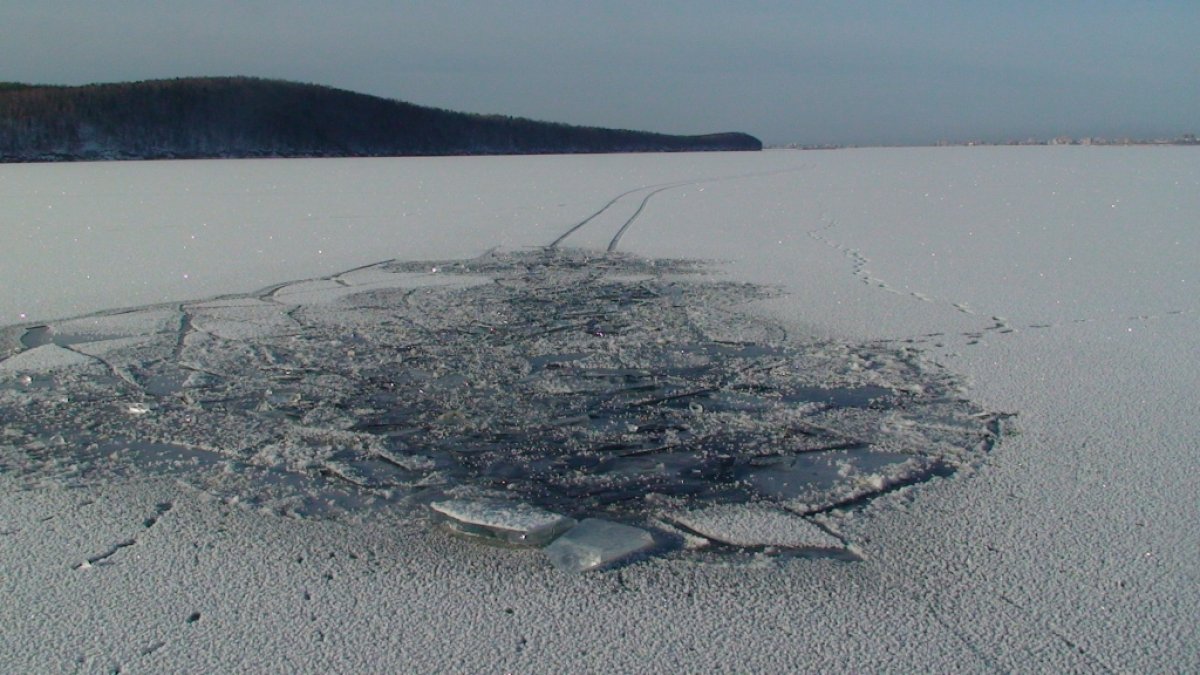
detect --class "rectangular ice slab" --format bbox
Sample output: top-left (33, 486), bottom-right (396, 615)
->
top-left (429, 499), bottom-right (575, 547)
top-left (543, 518), bottom-right (655, 573)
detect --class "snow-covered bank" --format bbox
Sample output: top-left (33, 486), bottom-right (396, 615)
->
top-left (2, 147), bottom-right (1197, 671)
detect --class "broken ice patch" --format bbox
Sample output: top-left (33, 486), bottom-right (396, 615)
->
top-left (0, 249), bottom-right (1003, 570)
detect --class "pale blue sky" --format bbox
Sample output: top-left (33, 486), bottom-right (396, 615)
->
top-left (2, 2), bottom-right (1196, 145)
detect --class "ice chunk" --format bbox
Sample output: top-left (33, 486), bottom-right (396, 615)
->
top-left (126, 402), bottom-right (153, 415)
top-left (188, 300), bottom-right (296, 340)
top-left (741, 448), bottom-right (924, 513)
top-left (543, 518), bottom-right (655, 572)
top-left (53, 309), bottom-right (181, 341)
top-left (0, 344), bottom-right (100, 374)
top-left (664, 503), bottom-right (844, 550)
top-left (70, 336), bottom-right (155, 357)
top-left (429, 499), bottom-right (575, 547)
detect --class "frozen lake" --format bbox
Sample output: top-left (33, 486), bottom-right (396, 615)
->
top-left (2, 147), bottom-right (1198, 671)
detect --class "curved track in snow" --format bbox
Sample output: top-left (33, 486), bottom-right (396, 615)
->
top-left (605, 185), bottom-right (680, 252)
top-left (547, 181), bottom-right (693, 250)
top-left (547, 166), bottom-right (811, 253)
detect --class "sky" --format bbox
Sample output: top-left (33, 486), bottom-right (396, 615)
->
top-left (2, 1), bottom-right (1197, 146)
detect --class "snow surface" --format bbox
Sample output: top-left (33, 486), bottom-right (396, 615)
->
top-left (1, 147), bottom-right (1198, 671)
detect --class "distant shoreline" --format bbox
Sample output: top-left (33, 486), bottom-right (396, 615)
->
top-left (771, 134), bottom-right (1198, 150)
top-left (0, 77), bottom-right (762, 163)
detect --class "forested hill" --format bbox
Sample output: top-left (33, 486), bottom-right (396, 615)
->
top-left (0, 77), bottom-right (762, 162)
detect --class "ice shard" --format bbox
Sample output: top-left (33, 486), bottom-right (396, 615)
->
top-left (429, 499), bottom-right (575, 547)
top-left (543, 518), bottom-right (656, 572)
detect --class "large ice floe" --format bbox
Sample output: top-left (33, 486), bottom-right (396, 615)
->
top-left (0, 249), bottom-right (1001, 570)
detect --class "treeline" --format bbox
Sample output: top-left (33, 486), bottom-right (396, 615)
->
top-left (0, 77), bottom-right (761, 161)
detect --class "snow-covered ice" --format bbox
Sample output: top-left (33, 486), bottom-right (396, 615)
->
top-left (1, 147), bottom-right (1197, 671)
top-left (663, 503), bottom-right (846, 551)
